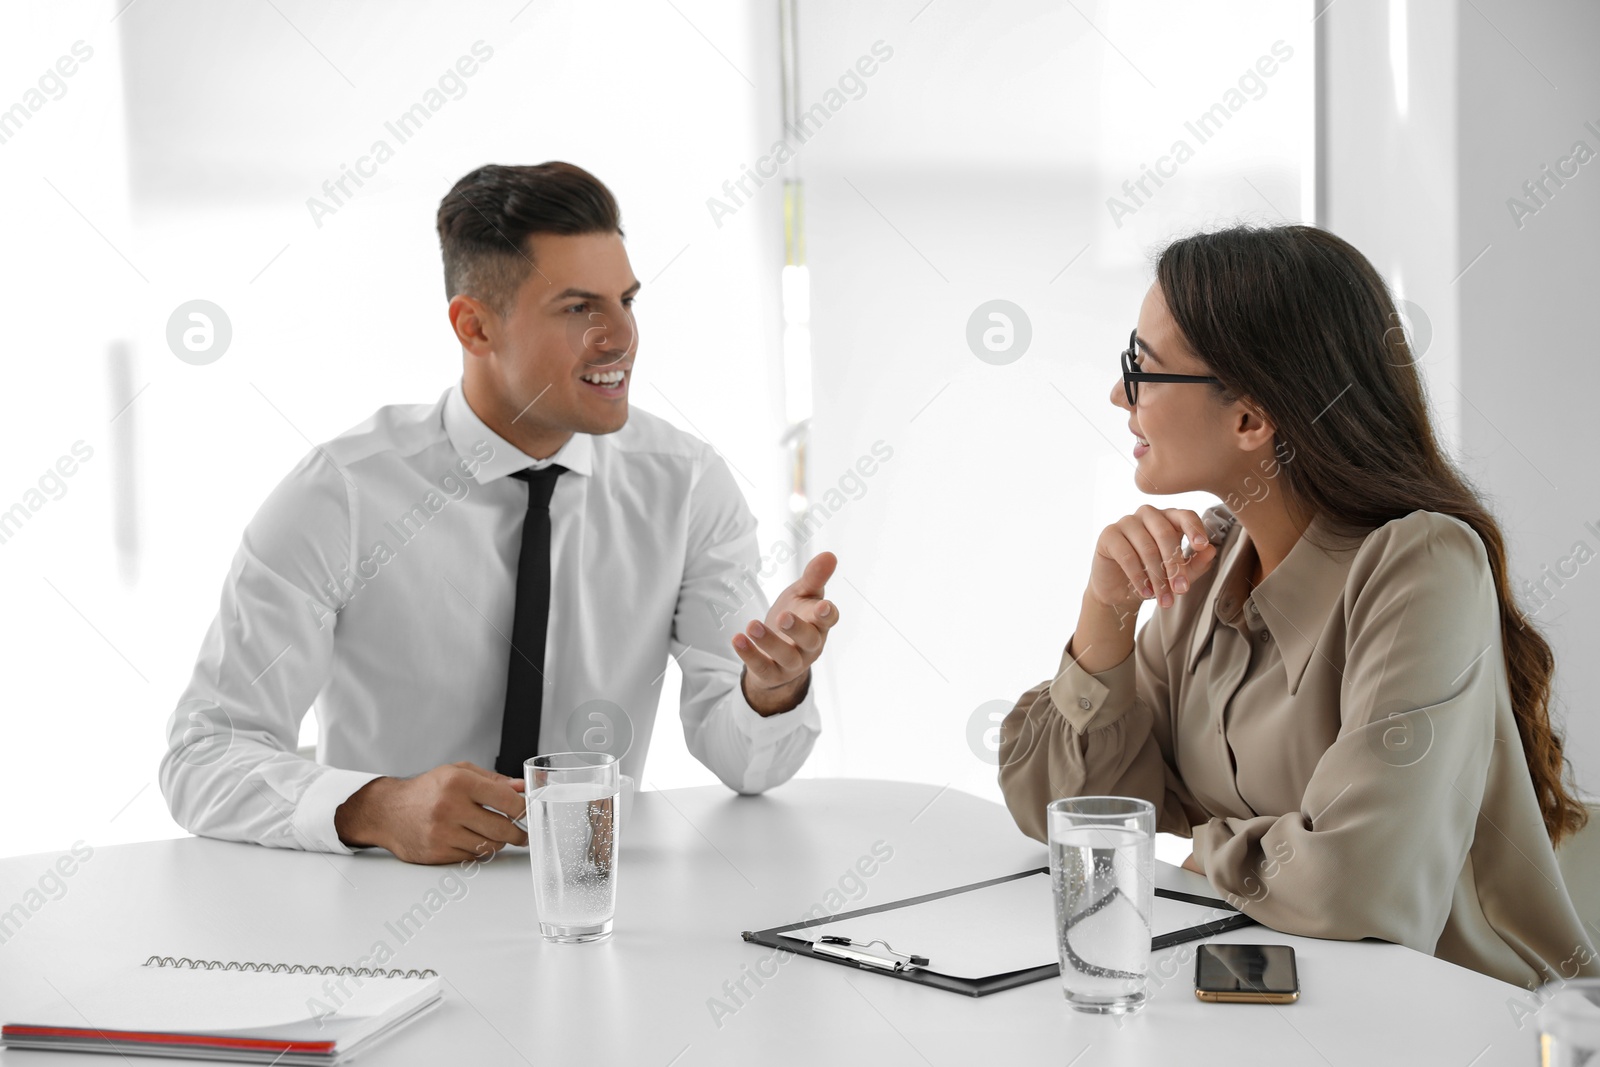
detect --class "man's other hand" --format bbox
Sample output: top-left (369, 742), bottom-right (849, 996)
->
top-left (335, 761), bottom-right (528, 864)
top-left (733, 551), bottom-right (840, 716)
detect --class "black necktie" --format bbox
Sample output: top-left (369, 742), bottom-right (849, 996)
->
top-left (494, 464), bottom-right (566, 778)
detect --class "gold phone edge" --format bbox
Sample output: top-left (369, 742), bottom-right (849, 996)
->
top-left (1193, 989), bottom-right (1300, 1004)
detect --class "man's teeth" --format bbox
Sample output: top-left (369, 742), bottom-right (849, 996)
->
top-left (1135, 436), bottom-right (1149, 445)
top-left (582, 370), bottom-right (626, 385)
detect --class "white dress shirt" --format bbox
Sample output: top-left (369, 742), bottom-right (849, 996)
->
top-left (160, 383), bottom-right (821, 853)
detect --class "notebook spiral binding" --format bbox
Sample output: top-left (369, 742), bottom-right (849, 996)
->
top-left (143, 956), bottom-right (438, 979)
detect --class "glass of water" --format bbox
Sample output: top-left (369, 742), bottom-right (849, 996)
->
top-left (1048, 796), bottom-right (1156, 1015)
top-left (1539, 978), bottom-right (1600, 1065)
top-left (525, 751), bottom-right (619, 943)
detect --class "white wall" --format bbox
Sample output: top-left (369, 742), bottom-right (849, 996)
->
top-left (789, 0), bottom-right (1313, 827)
top-left (1455, 0), bottom-right (1600, 793)
top-left (1318, 0), bottom-right (1461, 448)
top-left (1321, 0), bottom-right (1600, 797)
top-left (0, 0), bottom-right (792, 857)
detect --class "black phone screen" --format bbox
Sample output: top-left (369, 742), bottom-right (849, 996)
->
top-left (1195, 943), bottom-right (1299, 994)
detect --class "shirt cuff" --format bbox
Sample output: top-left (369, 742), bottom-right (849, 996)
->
top-left (292, 766), bottom-right (384, 854)
top-left (1047, 645), bottom-right (1136, 733)
top-left (730, 672), bottom-right (821, 745)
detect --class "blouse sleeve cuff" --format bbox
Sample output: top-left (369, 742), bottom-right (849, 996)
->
top-left (1047, 645), bottom-right (1137, 733)
top-left (1191, 816), bottom-right (1225, 869)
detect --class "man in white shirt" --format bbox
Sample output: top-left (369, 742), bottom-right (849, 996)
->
top-left (160, 162), bottom-right (838, 864)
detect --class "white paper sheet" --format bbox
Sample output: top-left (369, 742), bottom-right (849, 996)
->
top-left (781, 871), bottom-right (1237, 980)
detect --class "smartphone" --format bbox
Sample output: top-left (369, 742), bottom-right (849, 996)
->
top-left (1194, 943), bottom-right (1300, 1003)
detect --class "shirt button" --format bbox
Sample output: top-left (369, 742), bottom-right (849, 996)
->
top-left (1247, 602), bottom-right (1258, 616)
top-left (1259, 630), bottom-right (1271, 643)
top-left (1078, 697), bottom-right (1093, 710)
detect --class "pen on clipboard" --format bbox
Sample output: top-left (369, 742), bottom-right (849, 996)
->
top-left (800, 887), bottom-right (1253, 971)
top-left (810, 937), bottom-right (929, 972)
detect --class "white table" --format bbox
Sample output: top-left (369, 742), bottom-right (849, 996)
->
top-left (0, 779), bottom-right (1542, 1065)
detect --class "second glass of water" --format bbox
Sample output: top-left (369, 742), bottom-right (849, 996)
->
top-left (1538, 978), bottom-right (1600, 1066)
top-left (525, 751), bottom-right (619, 943)
top-left (1048, 796), bottom-right (1156, 1015)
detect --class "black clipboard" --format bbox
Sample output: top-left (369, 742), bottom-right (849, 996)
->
top-left (740, 866), bottom-right (1258, 997)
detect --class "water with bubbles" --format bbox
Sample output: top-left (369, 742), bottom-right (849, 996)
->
top-left (1051, 825), bottom-right (1153, 1012)
top-left (527, 781), bottom-right (618, 939)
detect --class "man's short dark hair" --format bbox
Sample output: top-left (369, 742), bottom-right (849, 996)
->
top-left (436, 161), bottom-right (623, 317)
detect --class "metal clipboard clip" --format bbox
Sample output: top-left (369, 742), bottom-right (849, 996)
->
top-left (811, 936), bottom-right (929, 972)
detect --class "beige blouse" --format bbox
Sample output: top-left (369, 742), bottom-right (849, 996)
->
top-left (998, 503), bottom-right (1597, 990)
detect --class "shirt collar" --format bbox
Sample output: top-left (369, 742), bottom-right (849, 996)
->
top-left (443, 381), bottom-right (594, 485)
top-left (1186, 508), bottom-right (1366, 695)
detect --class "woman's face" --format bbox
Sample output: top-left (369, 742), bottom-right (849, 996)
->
top-left (1110, 283), bottom-right (1264, 498)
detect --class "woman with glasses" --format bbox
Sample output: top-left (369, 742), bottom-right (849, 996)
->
top-left (997, 224), bottom-right (1595, 989)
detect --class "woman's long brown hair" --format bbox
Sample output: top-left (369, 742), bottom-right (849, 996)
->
top-left (1155, 223), bottom-right (1586, 845)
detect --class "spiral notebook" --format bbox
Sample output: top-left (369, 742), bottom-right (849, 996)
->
top-left (1, 956), bottom-right (442, 1064)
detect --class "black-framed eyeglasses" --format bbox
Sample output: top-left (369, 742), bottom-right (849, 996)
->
top-left (1120, 328), bottom-right (1221, 405)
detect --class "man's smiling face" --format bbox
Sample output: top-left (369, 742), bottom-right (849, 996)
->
top-left (456, 230), bottom-right (641, 456)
